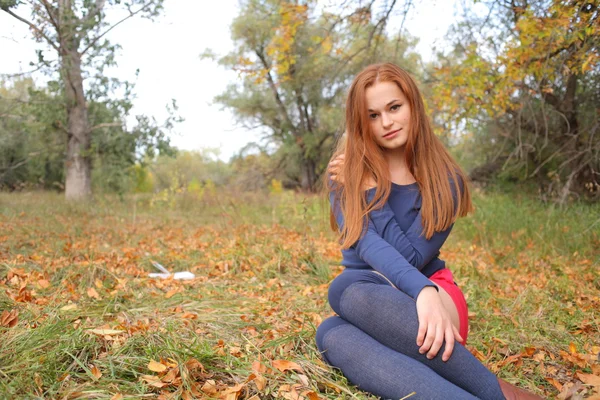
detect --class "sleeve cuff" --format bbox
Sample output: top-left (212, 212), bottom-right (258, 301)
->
top-left (396, 270), bottom-right (438, 300)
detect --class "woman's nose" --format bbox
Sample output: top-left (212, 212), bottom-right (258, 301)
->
top-left (381, 113), bottom-right (393, 128)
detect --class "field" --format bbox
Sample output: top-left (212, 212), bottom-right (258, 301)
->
top-left (1, 188), bottom-right (599, 399)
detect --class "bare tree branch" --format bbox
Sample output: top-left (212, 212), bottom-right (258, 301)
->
top-left (90, 122), bottom-right (122, 131)
top-left (1, 8), bottom-right (60, 52)
top-left (80, 3), bottom-right (154, 55)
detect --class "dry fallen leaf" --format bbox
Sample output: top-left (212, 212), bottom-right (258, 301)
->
top-left (1, 309), bottom-right (18, 328)
top-left (304, 391), bottom-right (321, 400)
top-left (140, 374), bottom-right (168, 388)
top-left (570, 342), bottom-right (578, 354)
top-left (87, 287), bottom-right (101, 300)
top-left (202, 380), bottom-right (218, 395)
top-left (37, 279), bottom-right (51, 289)
top-left (247, 373), bottom-right (266, 391)
top-left (272, 360), bottom-right (303, 373)
top-left (278, 384), bottom-right (303, 400)
top-left (90, 364), bottom-right (102, 380)
top-left (252, 360), bottom-right (268, 374)
top-left (110, 394), bottom-right (124, 400)
top-left (88, 328), bottom-right (125, 336)
top-left (578, 372), bottom-right (600, 387)
top-left (219, 383), bottom-right (244, 400)
top-left (185, 358), bottom-right (205, 372)
top-left (557, 381), bottom-right (582, 400)
top-left (148, 360), bottom-right (168, 373)
top-left (161, 367), bottom-right (179, 383)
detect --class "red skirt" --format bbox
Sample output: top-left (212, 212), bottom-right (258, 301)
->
top-left (429, 268), bottom-right (469, 344)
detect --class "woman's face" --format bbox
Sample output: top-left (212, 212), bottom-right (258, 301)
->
top-left (365, 81), bottom-right (411, 152)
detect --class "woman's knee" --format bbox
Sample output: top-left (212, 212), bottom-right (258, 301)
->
top-left (315, 316), bottom-right (348, 365)
top-left (328, 270), bottom-right (387, 315)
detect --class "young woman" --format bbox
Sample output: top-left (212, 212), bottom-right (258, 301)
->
top-left (316, 63), bottom-right (542, 400)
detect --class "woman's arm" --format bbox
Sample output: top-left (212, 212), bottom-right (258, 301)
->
top-left (366, 177), bottom-right (464, 269)
top-left (330, 191), bottom-right (435, 300)
top-left (331, 190), bottom-right (464, 360)
top-left (368, 201), bottom-right (452, 269)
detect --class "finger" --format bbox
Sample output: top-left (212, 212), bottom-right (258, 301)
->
top-left (420, 322), bottom-right (436, 354)
top-left (442, 326), bottom-right (455, 362)
top-left (416, 319), bottom-right (427, 347)
top-left (427, 324), bottom-right (444, 359)
top-left (453, 325), bottom-right (464, 344)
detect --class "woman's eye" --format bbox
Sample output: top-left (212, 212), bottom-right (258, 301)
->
top-left (369, 113), bottom-right (378, 120)
top-left (391, 104), bottom-right (401, 111)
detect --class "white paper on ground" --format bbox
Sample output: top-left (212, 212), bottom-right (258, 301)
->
top-left (149, 261), bottom-right (195, 280)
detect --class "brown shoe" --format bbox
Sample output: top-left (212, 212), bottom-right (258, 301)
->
top-left (498, 378), bottom-right (544, 399)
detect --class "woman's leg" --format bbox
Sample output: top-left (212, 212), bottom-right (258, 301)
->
top-left (316, 316), bottom-right (478, 399)
top-left (324, 269), bottom-right (505, 400)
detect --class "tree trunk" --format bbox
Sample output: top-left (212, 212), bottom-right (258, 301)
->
top-left (299, 157), bottom-right (317, 192)
top-left (62, 49), bottom-right (92, 200)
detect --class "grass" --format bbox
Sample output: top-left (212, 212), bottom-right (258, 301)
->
top-left (0, 188), bottom-right (598, 399)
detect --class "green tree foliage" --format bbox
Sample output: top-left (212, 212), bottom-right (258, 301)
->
top-left (0, 79), bottom-right (65, 190)
top-left (0, 78), bottom-right (178, 194)
top-left (432, 0), bottom-right (599, 201)
top-left (150, 149), bottom-right (231, 192)
top-left (1, 0), bottom-right (175, 200)
top-left (208, 0), bottom-right (420, 192)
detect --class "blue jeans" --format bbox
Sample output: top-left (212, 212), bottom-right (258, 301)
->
top-left (316, 269), bottom-right (505, 400)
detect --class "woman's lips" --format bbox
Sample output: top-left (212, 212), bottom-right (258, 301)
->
top-left (383, 129), bottom-right (400, 139)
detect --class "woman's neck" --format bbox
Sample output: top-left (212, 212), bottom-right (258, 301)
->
top-left (383, 147), bottom-right (415, 185)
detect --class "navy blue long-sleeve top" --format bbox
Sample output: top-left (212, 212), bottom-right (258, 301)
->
top-left (330, 181), bottom-right (456, 300)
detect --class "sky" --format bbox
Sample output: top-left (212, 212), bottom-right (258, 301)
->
top-left (0, 0), bottom-right (462, 161)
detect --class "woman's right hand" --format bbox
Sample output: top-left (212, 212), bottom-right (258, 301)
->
top-left (415, 286), bottom-right (463, 362)
top-left (328, 154), bottom-right (345, 184)
top-left (328, 154), bottom-right (376, 190)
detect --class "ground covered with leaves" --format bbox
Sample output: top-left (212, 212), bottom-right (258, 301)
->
top-left (1, 189), bottom-right (599, 399)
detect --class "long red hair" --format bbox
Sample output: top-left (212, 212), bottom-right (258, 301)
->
top-left (328, 63), bottom-right (473, 248)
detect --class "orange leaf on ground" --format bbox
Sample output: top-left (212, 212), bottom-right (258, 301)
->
top-left (578, 372), bottom-right (600, 387)
top-left (90, 365), bottom-right (102, 380)
top-left (546, 377), bottom-right (562, 391)
top-left (304, 391), bottom-right (322, 400)
top-left (88, 328), bottom-right (124, 336)
top-left (202, 380), bottom-right (218, 395)
top-left (219, 383), bottom-right (244, 400)
top-left (87, 287), bottom-right (101, 300)
top-left (557, 382), bottom-right (582, 400)
top-left (165, 289), bottom-right (178, 299)
top-left (148, 360), bottom-right (168, 373)
top-left (1, 309), bottom-right (18, 328)
top-left (110, 394), bottom-right (124, 400)
top-left (140, 374), bottom-right (168, 388)
top-left (37, 279), bottom-right (51, 289)
top-left (569, 342), bottom-right (577, 354)
top-left (252, 360), bottom-right (268, 374)
top-left (161, 367), bottom-right (179, 383)
top-left (272, 359), bottom-right (303, 373)
top-left (185, 358), bottom-right (205, 372)
top-left (278, 384), bottom-right (304, 400)
top-left (247, 373), bottom-right (266, 390)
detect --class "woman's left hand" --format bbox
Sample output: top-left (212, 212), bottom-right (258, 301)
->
top-left (415, 286), bottom-right (463, 362)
